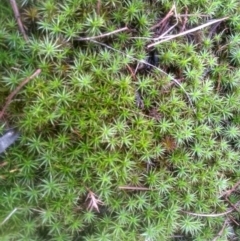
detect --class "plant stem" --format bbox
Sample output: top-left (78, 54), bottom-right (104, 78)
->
top-left (0, 69), bottom-right (41, 119)
top-left (9, 0), bottom-right (28, 41)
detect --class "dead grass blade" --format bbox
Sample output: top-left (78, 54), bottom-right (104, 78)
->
top-left (147, 17), bottom-right (229, 48)
top-left (0, 208), bottom-right (18, 226)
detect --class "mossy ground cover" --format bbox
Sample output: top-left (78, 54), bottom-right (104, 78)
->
top-left (1, 0), bottom-right (240, 240)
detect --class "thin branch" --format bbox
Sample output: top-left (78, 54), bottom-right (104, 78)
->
top-left (225, 197), bottom-right (239, 213)
top-left (9, 0), bottom-right (28, 41)
top-left (180, 7), bottom-right (188, 32)
top-left (220, 180), bottom-right (240, 198)
top-left (150, 4), bottom-right (175, 30)
top-left (212, 220), bottom-right (228, 241)
top-left (147, 17), bottom-right (228, 48)
top-left (228, 215), bottom-right (240, 226)
top-left (126, 64), bottom-right (137, 81)
top-left (0, 69), bottom-right (41, 119)
top-left (96, 0), bottom-right (101, 15)
top-left (130, 16), bottom-right (221, 41)
top-left (159, 4), bottom-right (179, 39)
top-left (76, 27), bottom-right (128, 41)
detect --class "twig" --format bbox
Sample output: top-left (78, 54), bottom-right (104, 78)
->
top-left (225, 198), bottom-right (239, 213)
top-left (180, 7), bottom-right (188, 32)
top-left (228, 215), bottom-right (240, 226)
top-left (0, 69), bottom-right (41, 119)
top-left (126, 64), bottom-right (137, 81)
top-left (9, 0), bottom-right (28, 41)
top-left (76, 27), bottom-right (128, 41)
top-left (97, 0), bottom-right (101, 15)
top-left (91, 40), bottom-right (195, 113)
top-left (221, 180), bottom-right (240, 198)
top-left (150, 4), bottom-right (175, 30)
top-left (157, 4), bottom-right (179, 39)
top-left (212, 220), bottom-right (228, 241)
top-left (142, 4), bottom-right (179, 43)
top-left (147, 17), bottom-right (229, 48)
top-left (181, 208), bottom-right (234, 217)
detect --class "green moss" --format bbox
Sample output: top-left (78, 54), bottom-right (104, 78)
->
top-left (1, 0), bottom-right (240, 240)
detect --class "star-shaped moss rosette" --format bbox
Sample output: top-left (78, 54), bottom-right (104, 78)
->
top-left (1, 0), bottom-right (240, 240)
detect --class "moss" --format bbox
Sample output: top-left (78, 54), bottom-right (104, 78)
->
top-left (1, 0), bottom-right (240, 240)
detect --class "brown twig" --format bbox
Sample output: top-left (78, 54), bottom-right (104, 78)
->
top-left (228, 215), bottom-right (240, 226)
top-left (0, 69), bottom-right (41, 119)
top-left (76, 27), bottom-right (128, 41)
top-left (9, 0), bottom-right (28, 41)
top-left (126, 64), bottom-right (137, 81)
top-left (180, 7), bottom-right (188, 32)
top-left (222, 180), bottom-right (240, 198)
top-left (226, 181), bottom-right (240, 197)
top-left (225, 197), bottom-right (240, 213)
top-left (158, 4), bottom-right (179, 39)
top-left (212, 220), bottom-right (228, 241)
top-left (150, 5), bottom-right (175, 30)
top-left (97, 0), bottom-right (101, 15)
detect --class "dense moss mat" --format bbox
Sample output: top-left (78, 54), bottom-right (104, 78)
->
top-left (1, 0), bottom-right (240, 240)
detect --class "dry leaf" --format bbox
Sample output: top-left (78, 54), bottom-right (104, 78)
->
top-left (86, 190), bottom-right (103, 213)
